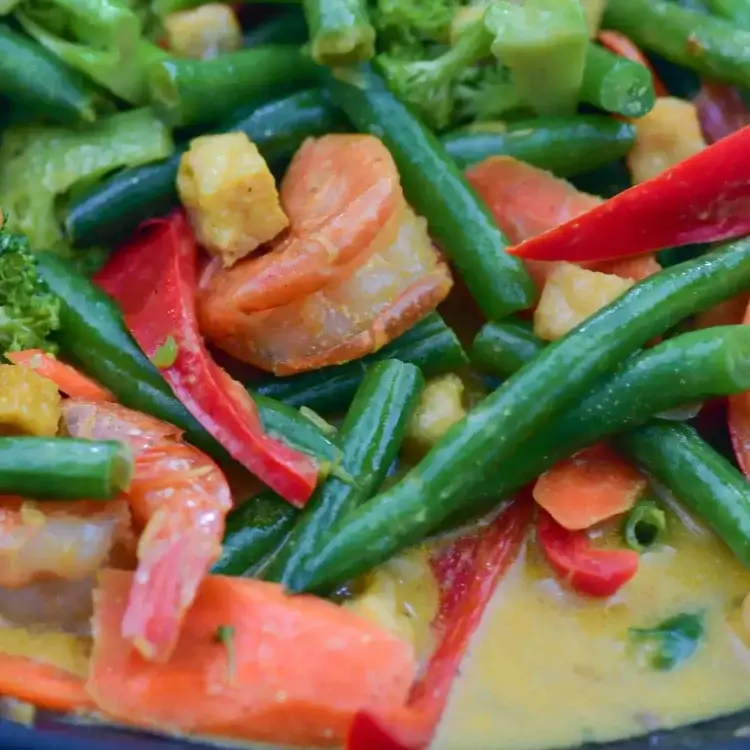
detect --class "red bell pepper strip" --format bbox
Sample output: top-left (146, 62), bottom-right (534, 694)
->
top-left (347, 497), bottom-right (532, 750)
top-left (694, 82), bottom-right (749, 144)
top-left (507, 125), bottom-right (750, 263)
top-left (597, 30), bottom-right (668, 98)
top-left (536, 509), bottom-right (639, 598)
top-left (96, 212), bottom-right (318, 506)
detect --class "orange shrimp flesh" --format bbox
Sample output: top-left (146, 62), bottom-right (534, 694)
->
top-left (198, 135), bottom-right (452, 375)
top-left (62, 400), bottom-right (232, 662)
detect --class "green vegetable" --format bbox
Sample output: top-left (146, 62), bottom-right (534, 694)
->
top-left (705, 0), bottom-right (750, 28)
top-left (66, 88), bottom-right (346, 247)
top-left (622, 498), bottom-right (667, 552)
top-left (327, 65), bottom-right (535, 321)
top-left (628, 613), bottom-right (705, 671)
top-left (303, 0), bottom-right (375, 65)
top-left (580, 43), bottom-right (656, 118)
top-left (0, 437), bottom-right (132, 499)
top-left (151, 335), bottom-right (177, 369)
top-left (378, 15), bottom-right (493, 130)
top-left (604, 0), bottom-right (750, 87)
top-left (242, 8), bottom-right (309, 47)
top-left (291, 242), bottom-right (750, 593)
top-left (0, 228), bottom-right (60, 353)
top-left (211, 491), bottom-right (298, 576)
top-left (255, 393), bottom-right (341, 466)
top-left (0, 24), bottom-right (98, 125)
top-left (617, 422), bottom-right (750, 567)
top-left (16, 0), bottom-right (165, 104)
top-left (453, 62), bottom-right (525, 124)
top-left (581, 0), bottom-right (606, 37)
top-left (253, 313), bottom-right (467, 412)
top-left (469, 319), bottom-right (545, 378)
top-left (371, 0), bottom-right (455, 48)
top-left (148, 46), bottom-right (320, 127)
top-left (264, 360), bottom-right (423, 587)
top-left (443, 116), bottom-right (636, 174)
top-left (213, 623), bottom-right (237, 681)
top-left (0, 108), bottom-right (172, 251)
top-left (485, 0), bottom-right (589, 116)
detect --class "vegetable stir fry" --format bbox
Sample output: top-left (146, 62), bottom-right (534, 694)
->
top-left (5, 0), bottom-right (750, 748)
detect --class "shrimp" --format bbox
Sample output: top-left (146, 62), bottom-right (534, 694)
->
top-left (198, 134), bottom-right (453, 375)
top-left (0, 497), bottom-right (131, 589)
top-left (62, 399), bottom-right (232, 662)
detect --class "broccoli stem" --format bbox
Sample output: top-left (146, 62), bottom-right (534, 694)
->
top-left (486, 0), bottom-right (589, 116)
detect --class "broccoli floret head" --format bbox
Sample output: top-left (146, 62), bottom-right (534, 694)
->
top-left (0, 221), bottom-right (60, 353)
top-left (454, 62), bottom-right (526, 123)
top-left (373, 0), bottom-right (458, 46)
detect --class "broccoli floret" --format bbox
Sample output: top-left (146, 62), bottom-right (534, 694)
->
top-left (0, 222), bottom-right (61, 353)
top-left (377, 14), bottom-right (493, 130)
top-left (454, 62), bottom-right (526, 123)
top-left (373, 0), bottom-right (458, 45)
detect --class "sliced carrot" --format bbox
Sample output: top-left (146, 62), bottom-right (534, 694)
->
top-left (597, 31), bottom-right (668, 97)
top-left (533, 444), bottom-right (648, 530)
top-left (6, 350), bottom-right (115, 402)
top-left (466, 157), bottom-right (660, 300)
top-left (88, 571), bottom-right (416, 747)
top-left (695, 293), bottom-right (750, 330)
top-left (0, 653), bottom-right (93, 713)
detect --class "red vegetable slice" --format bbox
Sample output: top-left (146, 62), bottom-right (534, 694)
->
top-left (347, 497), bottom-right (532, 750)
top-left (96, 212), bottom-right (318, 506)
top-left (506, 125), bottom-right (750, 264)
top-left (536, 509), bottom-right (639, 598)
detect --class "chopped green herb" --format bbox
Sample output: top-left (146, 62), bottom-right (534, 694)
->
top-left (628, 612), bottom-right (705, 671)
top-left (623, 498), bottom-right (667, 552)
top-left (214, 624), bottom-right (236, 683)
top-left (151, 335), bottom-right (178, 369)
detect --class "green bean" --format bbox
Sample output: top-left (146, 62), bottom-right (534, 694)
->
top-left (326, 65), bottom-right (536, 321)
top-left (469, 319), bottom-right (545, 378)
top-left (622, 498), bottom-right (667, 552)
top-left (211, 490), bottom-right (298, 576)
top-left (580, 43), bottom-right (656, 118)
top-left (618, 423), bottom-right (750, 567)
top-left (149, 46), bottom-right (320, 127)
top-left (442, 116), bottom-right (636, 174)
top-left (604, 0), bottom-right (750, 87)
top-left (303, 0), bottom-right (375, 66)
top-left (704, 0), bottom-right (750, 28)
top-left (252, 313), bottom-right (467, 413)
top-left (0, 437), bottom-right (132, 500)
top-left (265, 360), bottom-right (423, 586)
top-left (243, 8), bottom-right (309, 47)
top-left (292, 242), bottom-right (750, 592)
top-left (0, 24), bottom-right (98, 125)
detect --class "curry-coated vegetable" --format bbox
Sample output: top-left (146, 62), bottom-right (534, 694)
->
top-left (148, 46), bottom-right (321, 127)
top-left (66, 88), bottom-right (345, 248)
top-left (628, 612), bottom-right (705, 671)
top-left (617, 422), bottom-right (750, 567)
top-left (604, 0), bottom-right (750, 87)
top-left (252, 313), bottom-right (467, 413)
top-left (580, 43), bottom-right (656, 117)
top-left (35, 254), bottom-right (337, 467)
top-left (622, 497), bottom-right (668, 552)
top-left (470, 319), bottom-right (545, 378)
top-left (0, 24), bottom-right (98, 125)
top-left (265, 360), bottom-right (423, 587)
top-left (442, 115), bottom-right (637, 174)
top-left (211, 491), bottom-right (299, 576)
top-left (293, 242), bottom-right (750, 592)
top-left (0, 437), bottom-right (132, 500)
top-left (326, 65), bottom-right (536, 321)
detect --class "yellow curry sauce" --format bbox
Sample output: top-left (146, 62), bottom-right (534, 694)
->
top-left (434, 507), bottom-right (750, 749)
